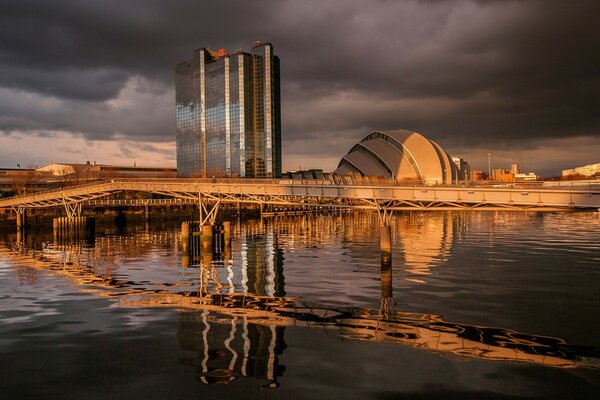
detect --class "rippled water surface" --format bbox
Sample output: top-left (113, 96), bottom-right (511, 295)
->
top-left (1, 211), bottom-right (599, 399)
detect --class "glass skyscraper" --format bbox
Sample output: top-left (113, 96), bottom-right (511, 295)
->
top-left (176, 42), bottom-right (281, 178)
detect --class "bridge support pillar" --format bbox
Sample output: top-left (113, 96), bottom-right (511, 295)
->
top-left (16, 210), bottom-right (23, 230)
top-left (380, 247), bottom-right (394, 320)
top-left (181, 222), bottom-right (190, 268)
top-left (13, 206), bottom-right (26, 230)
top-left (223, 221), bottom-right (231, 259)
top-left (201, 224), bottom-right (214, 265)
top-left (379, 225), bottom-right (392, 258)
top-left (53, 216), bottom-right (95, 246)
top-left (201, 224), bottom-right (213, 255)
top-left (13, 207), bottom-right (26, 243)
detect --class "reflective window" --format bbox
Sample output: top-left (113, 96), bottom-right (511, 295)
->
top-left (176, 44), bottom-right (281, 178)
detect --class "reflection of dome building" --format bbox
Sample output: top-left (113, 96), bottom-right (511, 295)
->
top-left (335, 129), bottom-right (458, 184)
top-left (397, 213), bottom-right (454, 280)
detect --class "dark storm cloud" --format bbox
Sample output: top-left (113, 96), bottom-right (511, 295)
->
top-left (0, 0), bottom-right (599, 166)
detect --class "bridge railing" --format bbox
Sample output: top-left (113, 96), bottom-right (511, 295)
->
top-left (2, 178), bottom-right (113, 201)
top-left (2, 176), bottom-right (600, 205)
top-left (93, 176), bottom-right (600, 190)
top-left (84, 198), bottom-right (197, 206)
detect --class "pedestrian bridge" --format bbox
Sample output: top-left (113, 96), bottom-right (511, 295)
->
top-left (1, 178), bottom-right (599, 224)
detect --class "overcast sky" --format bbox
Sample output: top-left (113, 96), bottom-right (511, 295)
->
top-left (1, 0), bottom-right (598, 176)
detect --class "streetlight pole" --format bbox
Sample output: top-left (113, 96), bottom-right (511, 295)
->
top-left (487, 153), bottom-right (491, 181)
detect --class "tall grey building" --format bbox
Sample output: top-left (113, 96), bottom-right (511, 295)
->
top-left (176, 42), bottom-right (281, 178)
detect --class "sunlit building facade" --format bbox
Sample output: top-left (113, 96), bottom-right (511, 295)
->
top-left (176, 42), bottom-right (281, 178)
top-left (562, 162), bottom-right (600, 178)
top-left (335, 129), bottom-right (458, 184)
top-left (451, 156), bottom-right (470, 181)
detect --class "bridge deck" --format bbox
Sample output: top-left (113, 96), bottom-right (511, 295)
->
top-left (1, 178), bottom-right (599, 211)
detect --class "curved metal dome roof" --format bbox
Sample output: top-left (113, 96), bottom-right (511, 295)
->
top-left (335, 129), bottom-right (458, 184)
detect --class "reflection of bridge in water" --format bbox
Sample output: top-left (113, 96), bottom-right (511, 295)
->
top-left (2, 223), bottom-right (599, 387)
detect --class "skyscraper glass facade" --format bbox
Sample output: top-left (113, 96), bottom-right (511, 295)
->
top-left (176, 42), bottom-right (281, 178)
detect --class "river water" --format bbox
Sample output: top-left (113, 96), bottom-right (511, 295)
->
top-left (0, 211), bottom-right (599, 399)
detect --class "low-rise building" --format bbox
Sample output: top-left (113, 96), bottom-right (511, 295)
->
top-left (491, 168), bottom-right (509, 181)
top-left (470, 169), bottom-right (487, 181)
top-left (452, 157), bottom-right (471, 181)
top-left (562, 162), bottom-right (600, 178)
top-left (515, 172), bottom-right (539, 181)
top-left (1, 163), bottom-right (177, 197)
top-left (283, 169), bottom-right (326, 180)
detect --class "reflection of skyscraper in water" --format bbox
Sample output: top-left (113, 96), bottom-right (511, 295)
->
top-left (196, 222), bottom-right (285, 296)
top-left (240, 225), bottom-right (285, 297)
top-left (182, 223), bottom-right (287, 385)
top-left (178, 311), bottom-right (286, 386)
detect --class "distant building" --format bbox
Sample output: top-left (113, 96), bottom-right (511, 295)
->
top-left (36, 162), bottom-right (176, 180)
top-left (489, 164), bottom-right (537, 182)
top-left (515, 172), bottom-right (539, 181)
top-left (451, 157), bottom-right (470, 181)
top-left (1, 163), bottom-right (176, 198)
top-left (470, 169), bottom-right (487, 181)
top-left (0, 167), bottom-right (54, 197)
top-left (282, 169), bottom-right (326, 180)
top-left (562, 162), bottom-right (600, 178)
top-left (335, 129), bottom-right (458, 185)
top-left (497, 173), bottom-right (515, 182)
top-left (491, 168), bottom-right (509, 181)
top-left (176, 42), bottom-right (281, 178)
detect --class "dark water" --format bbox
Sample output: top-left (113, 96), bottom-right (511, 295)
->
top-left (1, 211), bottom-right (599, 399)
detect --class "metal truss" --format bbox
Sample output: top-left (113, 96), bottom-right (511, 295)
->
top-left (0, 179), bottom-right (597, 219)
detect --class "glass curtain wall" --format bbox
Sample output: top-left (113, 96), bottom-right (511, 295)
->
top-left (176, 43), bottom-right (281, 178)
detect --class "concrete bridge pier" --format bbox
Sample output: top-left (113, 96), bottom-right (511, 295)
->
top-left (13, 207), bottom-right (26, 236)
top-left (380, 245), bottom-right (394, 319)
top-left (380, 225), bottom-right (392, 258)
top-left (181, 220), bottom-right (232, 265)
top-left (181, 222), bottom-right (190, 268)
top-left (201, 224), bottom-right (213, 255)
top-left (200, 223), bottom-right (214, 265)
top-left (182, 221), bottom-right (223, 265)
top-left (16, 210), bottom-right (24, 231)
top-left (377, 204), bottom-right (394, 257)
top-left (223, 221), bottom-right (231, 259)
top-left (377, 205), bottom-right (394, 319)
